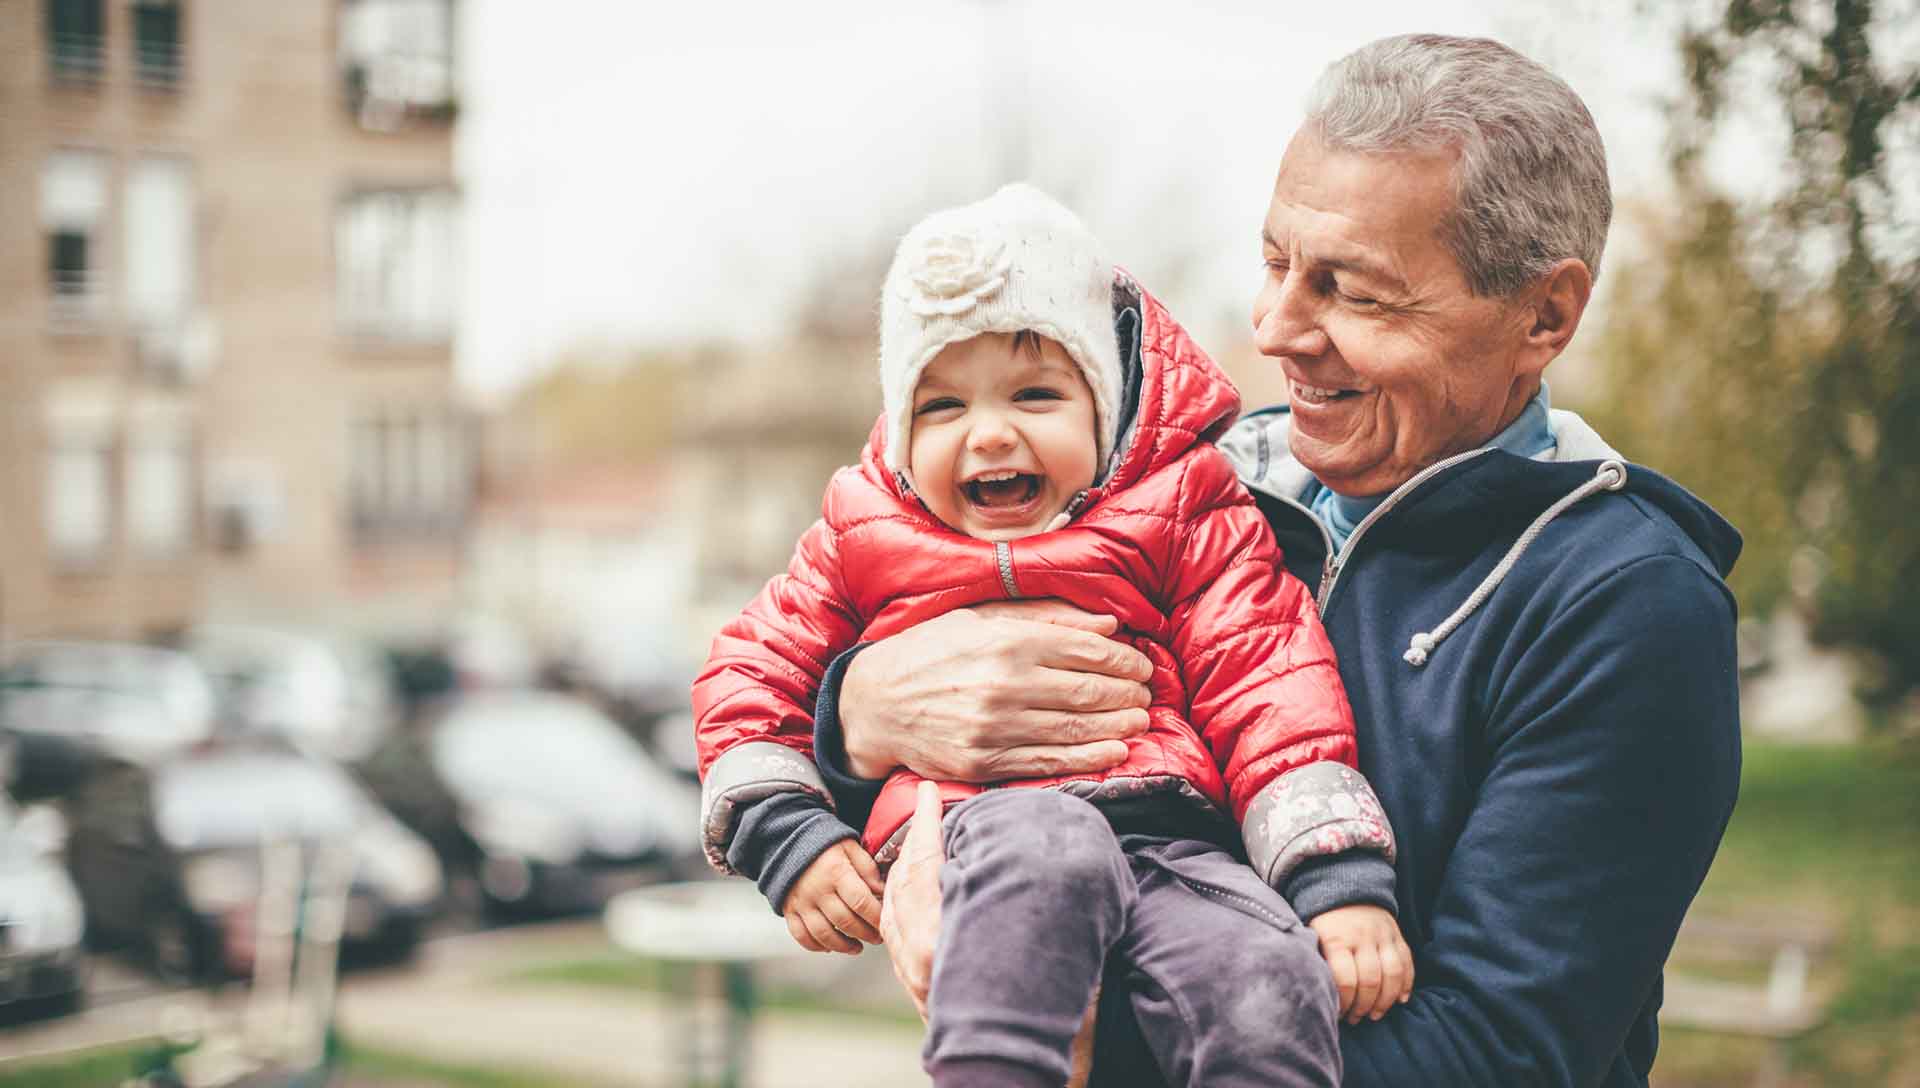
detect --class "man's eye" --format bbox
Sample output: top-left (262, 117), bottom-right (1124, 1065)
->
top-left (1013, 387), bottom-right (1063, 402)
top-left (915, 398), bottom-right (963, 416)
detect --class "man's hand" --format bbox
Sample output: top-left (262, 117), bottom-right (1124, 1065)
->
top-left (841, 601), bottom-right (1154, 782)
top-left (879, 781), bottom-right (946, 1020)
top-left (1308, 904), bottom-right (1415, 1025)
top-left (782, 840), bottom-right (885, 955)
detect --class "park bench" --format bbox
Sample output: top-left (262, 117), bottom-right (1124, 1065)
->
top-left (1659, 912), bottom-right (1838, 1086)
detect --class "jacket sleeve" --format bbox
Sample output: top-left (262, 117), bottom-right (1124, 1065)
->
top-left (692, 511), bottom-right (863, 875)
top-left (1164, 450), bottom-right (1394, 893)
top-left (1342, 555), bottom-right (1742, 1087)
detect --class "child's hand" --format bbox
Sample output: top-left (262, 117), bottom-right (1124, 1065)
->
top-left (782, 840), bottom-right (885, 955)
top-left (1307, 904), bottom-right (1415, 1024)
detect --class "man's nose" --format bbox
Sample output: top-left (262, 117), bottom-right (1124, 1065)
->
top-left (1252, 273), bottom-right (1330, 359)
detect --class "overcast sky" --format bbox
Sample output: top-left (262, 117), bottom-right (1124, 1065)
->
top-left (453, 1), bottom-right (1711, 402)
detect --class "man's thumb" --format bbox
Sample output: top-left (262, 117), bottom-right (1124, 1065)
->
top-left (907, 781), bottom-right (944, 855)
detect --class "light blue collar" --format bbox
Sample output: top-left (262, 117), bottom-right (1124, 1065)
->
top-left (1308, 384), bottom-right (1558, 552)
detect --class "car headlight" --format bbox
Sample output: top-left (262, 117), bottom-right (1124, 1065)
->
top-left (182, 853), bottom-right (259, 912)
top-left (354, 822), bottom-right (443, 908)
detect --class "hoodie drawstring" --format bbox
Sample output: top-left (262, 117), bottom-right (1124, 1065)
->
top-left (1404, 460), bottom-right (1629, 668)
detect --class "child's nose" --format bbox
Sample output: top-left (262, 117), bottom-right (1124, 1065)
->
top-left (966, 411), bottom-right (1018, 453)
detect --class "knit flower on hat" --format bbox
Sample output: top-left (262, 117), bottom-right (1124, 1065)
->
top-left (905, 233), bottom-right (1010, 317)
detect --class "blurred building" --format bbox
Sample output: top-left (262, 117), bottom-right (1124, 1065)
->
top-left (676, 327), bottom-right (875, 646)
top-left (0, 0), bottom-right (468, 642)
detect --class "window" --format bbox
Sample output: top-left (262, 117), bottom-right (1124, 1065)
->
top-left (348, 405), bottom-right (469, 543)
top-left (125, 156), bottom-right (194, 330)
top-left (127, 416), bottom-right (193, 560)
top-left (46, 0), bottom-right (104, 84)
top-left (48, 439), bottom-right (113, 568)
top-left (42, 150), bottom-right (110, 326)
top-left (336, 188), bottom-right (456, 341)
top-left (338, 0), bottom-right (454, 130)
top-left (131, 1), bottom-right (184, 89)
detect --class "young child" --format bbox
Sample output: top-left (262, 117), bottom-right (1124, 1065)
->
top-left (694, 184), bottom-right (1409, 1087)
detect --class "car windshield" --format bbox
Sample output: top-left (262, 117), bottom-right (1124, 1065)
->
top-left (154, 753), bottom-right (363, 850)
top-left (0, 643), bottom-right (213, 736)
top-left (432, 694), bottom-right (665, 802)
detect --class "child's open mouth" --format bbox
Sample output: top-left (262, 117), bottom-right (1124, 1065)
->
top-left (964, 470), bottom-right (1042, 509)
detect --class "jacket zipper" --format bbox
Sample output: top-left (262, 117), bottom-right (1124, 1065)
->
top-left (994, 541), bottom-right (1020, 598)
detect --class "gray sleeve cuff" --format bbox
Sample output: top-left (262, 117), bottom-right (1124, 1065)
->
top-left (700, 740), bottom-right (834, 874)
top-left (1283, 851), bottom-right (1399, 921)
top-left (1241, 760), bottom-right (1396, 887)
top-left (726, 793), bottom-right (858, 915)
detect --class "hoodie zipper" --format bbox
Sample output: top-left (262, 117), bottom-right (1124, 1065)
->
top-left (1314, 448), bottom-right (1495, 615)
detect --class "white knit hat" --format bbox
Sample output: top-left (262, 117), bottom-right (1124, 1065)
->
top-left (878, 183), bottom-right (1122, 482)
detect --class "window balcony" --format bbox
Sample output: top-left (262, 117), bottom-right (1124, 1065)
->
top-left (48, 31), bottom-right (105, 85)
top-left (49, 270), bottom-right (108, 329)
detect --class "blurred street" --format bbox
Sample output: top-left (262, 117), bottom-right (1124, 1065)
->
top-left (2, 917), bottom-right (928, 1086)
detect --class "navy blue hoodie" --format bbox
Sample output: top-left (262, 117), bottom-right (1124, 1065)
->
top-left (815, 404), bottom-right (1742, 1088)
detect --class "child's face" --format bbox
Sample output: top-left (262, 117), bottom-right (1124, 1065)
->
top-left (909, 333), bottom-right (1098, 542)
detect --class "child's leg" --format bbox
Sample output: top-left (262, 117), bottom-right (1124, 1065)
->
top-left (1111, 837), bottom-right (1341, 1088)
top-left (924, 789), bottom-right (1135, 1088)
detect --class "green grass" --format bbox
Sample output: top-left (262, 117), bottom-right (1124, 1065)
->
top-left (337, 1040), bottom-right (601, 1087)
top-left (0, 1042), bottom-right (151, 1087)
top-left (1655, 736), bottom-right (1920, 1086)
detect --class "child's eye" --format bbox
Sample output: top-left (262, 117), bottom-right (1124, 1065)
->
top-left (1013, 387), bottom-right (1064, 402)
top-left (915, 397), bottom-right (963, 416)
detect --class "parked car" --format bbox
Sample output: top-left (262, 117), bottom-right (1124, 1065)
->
top-left (63, 746), bottom-right (442, 982)
top-left (0, 793), bottom-right (86, 1015)
top-left (428, 691), bottom-right (701, 916)
top-left (0, 641), bottom-right (215, 800)
top-left (180, 625), bottom-right (398, 761)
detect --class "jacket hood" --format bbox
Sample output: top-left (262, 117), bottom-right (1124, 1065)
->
top-left (861, 272), bottom-right (1242, 506)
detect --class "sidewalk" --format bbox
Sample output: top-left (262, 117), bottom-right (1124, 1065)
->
top-left (334, 921), bottom-right (929, 1087)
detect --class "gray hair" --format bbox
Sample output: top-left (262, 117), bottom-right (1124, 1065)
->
top-left (1305, 34), bottom-right (1612, 297)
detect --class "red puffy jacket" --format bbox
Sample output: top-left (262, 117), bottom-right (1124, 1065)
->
top-left (694, 280), bottom-right (1391, 884)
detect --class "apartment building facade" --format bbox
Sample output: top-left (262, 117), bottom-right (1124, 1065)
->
top-left (1, 0), bottom-right (468, 641)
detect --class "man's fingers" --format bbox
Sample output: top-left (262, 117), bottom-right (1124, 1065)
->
top-left (821, 892), bottom-right (882, 946)
top-left (1349, 944), bottom-right (1383, 1025)
top-left (973, 599), bottom-right (1118, 635)
top-left (786, 910), bottom-right (823, 953)
top-left (978, 740), bottom-right (1132, 781)
top-left (902, 781), bottom-right (945, 859)
top-left (1031, 633), bottom-right (1154, 685)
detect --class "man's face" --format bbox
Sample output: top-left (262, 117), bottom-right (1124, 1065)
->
top-left (1253, 130), bottom-right (1540, 497)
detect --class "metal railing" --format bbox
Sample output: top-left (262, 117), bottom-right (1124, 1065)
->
top-left (48, 32), bottom-right (105, 84)
top-left (134, 37), bottom-right (185, 90)
top-left (48, 271), bottom-right (107, 327)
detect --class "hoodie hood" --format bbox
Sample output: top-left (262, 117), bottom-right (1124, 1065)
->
top-left (1225, 404), bottom-right (1742, 580)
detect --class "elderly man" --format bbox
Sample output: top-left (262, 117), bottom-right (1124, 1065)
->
top-left (801, 34), bottom-right (1741, 1087)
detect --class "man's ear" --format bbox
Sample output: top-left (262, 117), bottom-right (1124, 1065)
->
top-left (1518, 258), bottom-right (1594, 374)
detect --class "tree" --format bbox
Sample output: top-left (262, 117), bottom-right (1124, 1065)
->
top-left (1586, 0), bottom-right (1920, 701)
